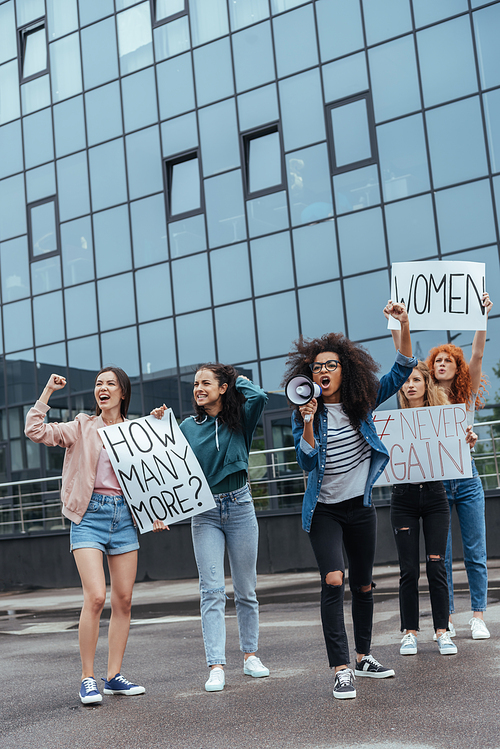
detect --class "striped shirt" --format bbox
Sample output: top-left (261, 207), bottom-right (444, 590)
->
top-left (318, 403), bottom-right (371, 504)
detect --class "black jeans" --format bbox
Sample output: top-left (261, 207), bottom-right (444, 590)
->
top-left (391, 482), bottom-right (450, 632)
top-left (308, 496), bottom-right (377, 668)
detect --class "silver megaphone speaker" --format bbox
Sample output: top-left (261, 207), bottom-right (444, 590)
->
top-left (285, 375), bottom-right (322, 422)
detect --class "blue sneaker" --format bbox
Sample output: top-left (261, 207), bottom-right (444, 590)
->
top-left (102, 673), bottom-right (145, 695)
top-left (437, 632), bottom-right (458, 655)
top-left (79, 677), bottom-right (102, 704)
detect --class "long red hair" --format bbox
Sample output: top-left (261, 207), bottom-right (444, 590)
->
top-left (426, 344), bottom-right (487, 410)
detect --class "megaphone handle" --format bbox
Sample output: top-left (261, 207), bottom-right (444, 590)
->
top-left (304, 414), bottom-right (312, 423)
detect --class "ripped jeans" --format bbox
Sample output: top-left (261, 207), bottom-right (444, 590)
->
top-left (191, 485), bottom-right (259, 667)
top-left (308, 496), bottom-right (377, 668)
top-left (391, 482), bottom-right (450, 632)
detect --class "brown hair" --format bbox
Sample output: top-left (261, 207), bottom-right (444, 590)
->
top-left (95, 367), bottom-right (131, 418)
top-left (398, 361), bottom-right (449, 409)
top-left (426, 344), bottom-right (487, 410)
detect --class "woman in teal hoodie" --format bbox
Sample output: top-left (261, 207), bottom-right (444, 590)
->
top-left (152, 363), bottom-right (269, 692)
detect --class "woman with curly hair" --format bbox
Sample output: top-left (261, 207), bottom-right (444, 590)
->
top-left (283, 302), bottom-right (416, 700)
top-left (151, 364), bottom-right (269, 692)
top-left (426, 291), bottom-right (493, 641)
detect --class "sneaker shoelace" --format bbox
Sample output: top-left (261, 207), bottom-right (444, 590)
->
top-left (336, 669), bottom-right (354, 687)
top-left (470, 618), bottom-right (487, 633)
top-left (113, 675), bottom-right (133, 686)
top-left (248, 657), bottom-right (264, 668)
top-left (82, 677), bottom-right (98, 693)
top-left (362, 654), bottom-right (382, 668)
top-left (208, 670), bottom-right (224, 683)
top-left (401, 634), bottom-right (415, 646)
top-left (439, 632), bottom-right (452, 645)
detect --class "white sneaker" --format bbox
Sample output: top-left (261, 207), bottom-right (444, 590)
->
top-left (400, 633), bottom-right (417, 655)
top-left (244, 655), bottom-right (270, 678)
top-left (205, 667), bottom-right (225, 692)
top-left (469, 617), bottom-right (490, 640)
top-left (433, 622), bottom-right (456, 641)
top-left (437, 632), bottom-right (458, 655)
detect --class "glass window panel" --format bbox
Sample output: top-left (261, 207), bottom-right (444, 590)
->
top-left (64, 283), bottom-right (98, 338)
top-left (156, 0), bottom-right (185, 20)
top-left (153, 15), bottom-right (190, 61)
top-left (316, 0), bottom-right (363, 62)
top-left (299, 281), bottom-right (344, 339)
top-left (441, 246), bottom-right (500, 318)
top-left (78, 0), bottom-right (114, 27)
top-left (0, 173), bottom-right (27, 241)
top-left (271, 0), bottom-right (309, 12)
top-left (293, 220), bottom-right (339, 285)
top-left (101, 326), bottom-right (140, 377)
top-left (215, 301), bottom-right (257, 363)
top-left (369, 37), bottom-right (420, 123)
top-left (0, 2), bottom-right (17, 64)
top-left (188, 0), bottom-right (228, 46)
top-left (53, 95), bottom-right (86, 157)
top-left (333, 164), bottom-right (380, 214)
top-left (237, 84), bottom-right (279, 132)
top-left (0, 120), bottom-right (23, 179)
top-left (172, 253), bottom-right (211, 313)
top-left (81, 17), bottom-right (119, 90)
top-left (176, 309), bottom-right (215, 367)
top-left (6, 352), bottom-right (36, 407)
top-left (413, 0), bottom-right (467, 27)
top-left (157, 53), bottom-right (195, 119)
top-left (426, 98), bottom-right (488, 189)
top-left (248, 131), bottom-right (282, 193)
top-left (131, 194), bottom-right (168, 267)
top-left (117, 2), bottom-right (153, 75)
top-left (21, 73), bottom-right (51, 114)
top-left (279, 69), bottom-right (326, 152)
top-left (385, 194), bottom-right (438, 263)
top-left (232, 22), bottom-right (274, 94)
top-left (49, 32), bottom-right (83, 102)
top-left (47, 0), bottom-right (78, 40)
top-left (170, 158), bottom-right (200, 215)
top-left (286, 143), bottom-right (333, 227)
top-left (126, 126), bottom-right (163, 199)
top-left (344, 270), bottom-right (390, 341)
top-left (161, 112), bottom-right (198, 157)
top-left (251, 232), bottom-right (294, 295)
top-left (93, 205), bottom-right (132, 277)
top-left (98, 273), bottom-right (136, 330)
top-left (0, 236), bottom-right (30, 302)
top-left (199, 99), bottom-right (240, 177)
top-left (85, 82), bottom-right (123, 147)
top-left (247, 190), bottom-right (289, 238)
top-left (362, 0), bottom-right (412, 45)
top-left (210, 242), bottom-right (252, 305)
top-left (436, 180), bottom-right (496, 254)
top-left (0, 60), bottom-right (20, 125)
top-left (331, 99), bottom-right (371, 167)
top-left (205, 170), bottom-right (246, 247)
top-left (229, 0), bottom-right (268, 31)
top-left (22, 25), bottom-right (47, 79)
top-left (259, 356), bottom-right (283, 391)
top-left (256, 291), bottom-right (299, 358)
top-left (61, 216), bottom-right (94, 286)
top-left (494, 175), bottom-right (500, 228)
top-left (417, 18), bottom-right (477, 108)
top-left (22, 107), bottom-right (53, 168)
top-left (273, 5), bottom-right (318, 78)
top-left (338, 207), bottom-right (387, 276)
top-left (140, 318), bottom-right (176, 377)
top-left (33, 291), bottom-right (65, 345)
top-left (122, 67), bottom-right (158, 133)
top-left (68, 335), bottom-right (101, 392)
top-left (116, 0), bottom-right (143, 8)
top-left (30, 201), bottom-right (57, 257)
top-left (3, 299), bottom-right (33, 351)
top-left (89, 139), bottom-right (128, 212)
top-left (193, 38), bottom-right (234, 106)
top-left (377, 114), bottom-right (430, 201)
top-left (168, 213), bottom-right (206, 257)
top-left (484, 89), bottom-right (500, 173)
top-left (31, 255), bottom-right (61, 294)
top-left (322, 53), bottom-right (368, 103)
top-left (474, 4), bottom-right (500, 90)
top-left (16, 0), bottom-right (44, 25)
top-left (135, 263), bottom-right (172, 322)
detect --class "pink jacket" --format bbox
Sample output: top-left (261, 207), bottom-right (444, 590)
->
top-left (25, 400), bottom-right (108, 524)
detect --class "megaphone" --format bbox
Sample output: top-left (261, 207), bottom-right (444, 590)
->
top-left (285, 375), bottom-right (322, 422)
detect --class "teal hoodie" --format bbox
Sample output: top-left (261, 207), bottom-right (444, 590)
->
top-left (180, 377), bottom-right (267, 493)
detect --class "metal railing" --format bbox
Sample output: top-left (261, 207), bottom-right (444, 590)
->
top-left (1, 419), bottom-right (500, 537)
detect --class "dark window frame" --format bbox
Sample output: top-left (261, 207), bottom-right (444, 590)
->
top-left (27, 196), bottom-right (61, 262)
top-left (241, 122), bottom-right (286, 199)
top-left (164, 149), bottom-right (205, 221)
top-left (18, 17), bottom-right (48, 83)
top-left (150, 0), bottom-right (187, 27)
top-left (326, 93), bottom-right (378, 176)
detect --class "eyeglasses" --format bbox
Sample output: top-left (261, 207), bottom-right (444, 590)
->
top-left (310, 359), bottom-right (341, 374)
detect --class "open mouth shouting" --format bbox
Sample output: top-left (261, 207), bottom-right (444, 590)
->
top-left (320, 376), bottom-right (331, 389)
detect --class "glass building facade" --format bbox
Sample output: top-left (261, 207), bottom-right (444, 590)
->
top-left (1, 0), bottom-right (500, 509)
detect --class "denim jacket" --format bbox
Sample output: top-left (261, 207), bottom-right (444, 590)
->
top-left (292, 351), bottom-right (417, 532)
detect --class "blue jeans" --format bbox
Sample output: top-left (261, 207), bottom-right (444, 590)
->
top-left (191, 484), bottom-right (259, 667)
top-left (70, 493), bottom-right (139, 555)
top-left (443, 461), bottom-right (488, 613)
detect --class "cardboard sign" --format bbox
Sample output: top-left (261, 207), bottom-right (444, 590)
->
top-left (373, 404), bottom-right (473, 486)
top-left (98, 412), bottom-right (215, 533)
top-left (389, 261), bottom-right (486, 331)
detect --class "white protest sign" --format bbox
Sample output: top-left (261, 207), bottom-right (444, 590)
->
top-left (389, 261), bottom-right (486, 331)
top-left (98, 411), bottom-right (215, 533)
top-left (373, 404), bottom-right (473, 486)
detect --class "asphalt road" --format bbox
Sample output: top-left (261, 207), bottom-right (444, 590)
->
top-left (1, 564), bottom-right (499, 749)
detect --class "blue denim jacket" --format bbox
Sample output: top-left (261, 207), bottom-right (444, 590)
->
top-left (292, 351), bottom-right (417, 532)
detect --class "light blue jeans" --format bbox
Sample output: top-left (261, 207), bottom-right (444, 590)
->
top-left (191, 484), bottom-right (260, 667)
top-left (443, 461), bottom-right (488, 613)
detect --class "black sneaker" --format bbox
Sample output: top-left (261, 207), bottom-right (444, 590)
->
top-left (355, 654), bottom-right (395, 679)
top-left (333, 668), bottom-right (356, 699)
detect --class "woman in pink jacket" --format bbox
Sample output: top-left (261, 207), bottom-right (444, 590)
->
top-left (25, 368), bottom-right (145, 705)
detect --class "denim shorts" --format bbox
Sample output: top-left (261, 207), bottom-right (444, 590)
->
top-left (70, 493), bottom-right (139, 555)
